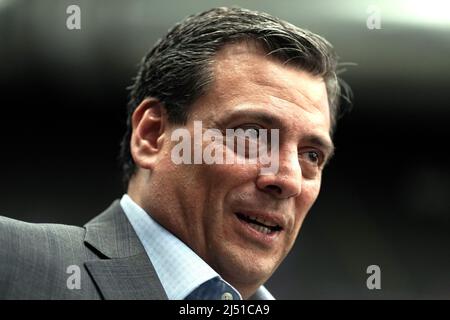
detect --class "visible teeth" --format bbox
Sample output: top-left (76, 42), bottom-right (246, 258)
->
top-left (249, 222), bottom-right (272, 234)
top-left (247, 215), bottom-right (277, 228)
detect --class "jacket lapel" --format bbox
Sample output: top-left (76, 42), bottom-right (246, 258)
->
top-left (83, 200), bottom-right (168, 300)
top-left (84, 253), bottom-right (167, 300)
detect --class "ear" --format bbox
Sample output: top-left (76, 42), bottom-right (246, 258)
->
top-left (130, 98), bottom-right (167, 172)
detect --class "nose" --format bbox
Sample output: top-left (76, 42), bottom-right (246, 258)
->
top-left (255, 149), bottom-right (302, 199)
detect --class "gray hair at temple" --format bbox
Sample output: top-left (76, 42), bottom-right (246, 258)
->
top-left (120, 6), bottom-right (352, 185)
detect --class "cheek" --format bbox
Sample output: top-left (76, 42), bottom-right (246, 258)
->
top-left (203, 162), bottom-right (260, 187)
top-left (283, 184), bottom-right (320, 254)
top-left (199, 163), bottom-right (261, 221)
top-left (292, 179), bottom-right (322, 229)
top-left (303, 178), bottom-right (322, 209)
top-left (171, 162), bottom-right (259, 217)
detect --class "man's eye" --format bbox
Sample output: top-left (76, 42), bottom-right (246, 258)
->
top-left (234, 125), bottom-right (262, 139)
top-left (244, 128), bottom-right (259, 138)
top-left (300, 150), bottom-right (322, 165)
top-left (307, 151), bottom-right (319, 163)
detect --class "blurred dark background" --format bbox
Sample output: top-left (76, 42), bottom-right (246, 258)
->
top-left (0, 0), bottom-right (449, 299)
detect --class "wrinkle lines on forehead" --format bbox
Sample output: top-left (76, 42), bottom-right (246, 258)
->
top-left (191, 42), bottom-right (330, 133)
top-left (253, 78), bottom-right (329, 120)
top-left (214, 45), bottom-right (329, 113)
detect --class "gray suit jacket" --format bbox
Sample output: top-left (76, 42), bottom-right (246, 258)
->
top-left (0, 200), bottom-right (168, 299)
top-left (0, 200), bottom-right (269, 300)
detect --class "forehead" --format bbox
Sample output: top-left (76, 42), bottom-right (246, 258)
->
top-left (190, 42), bottom-right (331, 132)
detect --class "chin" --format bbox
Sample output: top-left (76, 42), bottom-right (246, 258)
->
top-left (214, 243), bottom-right (279, 288)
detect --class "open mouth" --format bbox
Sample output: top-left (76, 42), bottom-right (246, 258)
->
top-left (235, 212), bottom-right (282, 235)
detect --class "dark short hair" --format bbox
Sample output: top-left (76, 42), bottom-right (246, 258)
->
top-left (119, 6), bottom-right (351, 186)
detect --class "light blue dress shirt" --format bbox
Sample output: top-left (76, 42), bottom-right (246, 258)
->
top-left (120, 194), bottom-right (274, 300)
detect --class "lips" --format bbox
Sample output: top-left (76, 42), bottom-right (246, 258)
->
top-left (235, 211), bottom-right (283, 235)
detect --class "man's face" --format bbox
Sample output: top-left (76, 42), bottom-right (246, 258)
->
top-left (150, 43), bottom-right (333, 295)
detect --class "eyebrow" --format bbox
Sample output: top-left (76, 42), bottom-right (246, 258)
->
top-left (215, 109), bottom-right (283, 128)
top-left (303, 134), bottom-right (335, 163)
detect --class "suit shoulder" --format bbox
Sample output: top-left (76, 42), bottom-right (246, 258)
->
top-left (0, 215), bottom-right (86, 249)
top-left (0, 215), bottom-right (87, 272)
top-left (0, 215), bottom-right (96, 299)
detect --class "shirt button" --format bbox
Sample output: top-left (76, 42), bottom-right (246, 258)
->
top-left (221, 292), bottom-right (234, 300)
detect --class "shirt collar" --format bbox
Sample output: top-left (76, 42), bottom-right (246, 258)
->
top-left (120, 194), bottom-right (274, 300)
